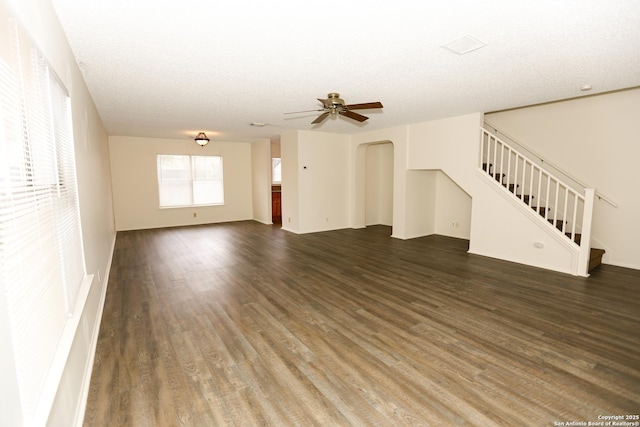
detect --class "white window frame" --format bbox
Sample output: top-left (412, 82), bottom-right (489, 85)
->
top-left (156, 154), bottom-right (224, 208)
top-left (1, 5), bottom-right (86, 420)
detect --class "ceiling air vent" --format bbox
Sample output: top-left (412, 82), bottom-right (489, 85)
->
top-left (441, 35), bottom-right (487, 55)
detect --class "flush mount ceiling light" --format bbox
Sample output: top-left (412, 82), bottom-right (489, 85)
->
top-left (194, 132), bottom-right (209, 146)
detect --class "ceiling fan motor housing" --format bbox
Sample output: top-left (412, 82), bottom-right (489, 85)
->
top-left (327, 92), bottom-right (345, 106)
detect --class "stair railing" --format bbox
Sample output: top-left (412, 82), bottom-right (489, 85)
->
top-left (483, 121), bottom-right (617, 208)
top-left (479, 127), bottom-right (595, 276)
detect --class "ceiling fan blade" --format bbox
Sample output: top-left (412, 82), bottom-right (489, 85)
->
top-left (345, 102), bottom-right (383, 110)
top-left (311, 111), bottom-right (331, 124)
top-left (317, 98), bottom-right (333, 109)
top-left (340, 110), bottom-right (369, 122)
top-left (284, 109), bottom-right (323, 115)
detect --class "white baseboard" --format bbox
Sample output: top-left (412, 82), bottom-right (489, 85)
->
top-left (603, 260), bottom-right (640, 271)
top-left (280, 226), bottom-right (301, 234)
top-left (253, 218), bottom-right (274, 225)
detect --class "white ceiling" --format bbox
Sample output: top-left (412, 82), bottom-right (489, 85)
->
top-left (50, 0), bottom-right (640, 143)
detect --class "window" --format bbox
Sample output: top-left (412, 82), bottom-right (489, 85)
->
top-left (157, 154), bottom-right (224, 207)
top-left (0, 4), bottom-right (85, 417)
top-left (272, 157), bottom-right (282, 184)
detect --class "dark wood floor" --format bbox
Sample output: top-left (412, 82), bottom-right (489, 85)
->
top-left (84, 221), bottom-right (640, 426)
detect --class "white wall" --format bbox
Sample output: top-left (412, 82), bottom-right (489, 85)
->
top-left (300, 131), bottom-right (351, 232)
top-left (486, 88), bottom-right (640, 269)
top-left (365, 143), bottom-right (393, 226)
top-left (434, 171), bottom-right (472, 239)
top-left (404, 114), bottom-right (480, 243)
top-left (1, 0), bottom-right (116, 425)
top-left (404, 170), bottom-right (437, 238)
top-left (271, 139), bottom-right (281, 158)
top-left (280, 130), bottom-right (299, 231)
top-left (282, 130), bottom-right (351, 234)
top-left (407, 113), bottom-right (482, 193)
top-left (251, 139), bottom-right (272, 225)
top-left (109, 136), bottom-right (253, 231)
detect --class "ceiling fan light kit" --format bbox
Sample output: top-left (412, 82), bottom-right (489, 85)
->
top-left (286, 93), bottom-right (383, 125)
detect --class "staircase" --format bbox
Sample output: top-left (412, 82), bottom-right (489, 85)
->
top-left (480, 127), bottom-right (605, 275)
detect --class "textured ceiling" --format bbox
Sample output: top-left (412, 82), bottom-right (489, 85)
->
top-left (50, 0), bottom-right (640, 143)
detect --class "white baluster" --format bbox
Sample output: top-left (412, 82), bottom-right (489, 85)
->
top-left (578, 189), bottom-right (596, 276)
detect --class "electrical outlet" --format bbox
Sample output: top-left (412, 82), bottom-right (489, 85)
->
top-left (193, 212), bottom-right (197, 218)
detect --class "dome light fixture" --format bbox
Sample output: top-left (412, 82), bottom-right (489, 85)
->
top-left (194, 132), bottom-right (210, 146)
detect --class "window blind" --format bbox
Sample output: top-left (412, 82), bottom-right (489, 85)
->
top-left (0, 5), bottom-right (85, 418)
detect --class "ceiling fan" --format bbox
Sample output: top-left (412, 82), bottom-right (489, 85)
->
top-left (286, 93), bottom-right (383, 124)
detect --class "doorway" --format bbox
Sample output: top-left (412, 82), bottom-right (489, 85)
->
top-left (271, 141), bottom-right (282, 224)
top-left (364, 142), bottom-right (394, 228)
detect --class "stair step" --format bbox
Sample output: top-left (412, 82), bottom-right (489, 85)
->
top-left (504, 183), bottom-right (519, 192)
top-left (483, 164), bottom-right (521, 194)
top-left (589, 248), bottom-right (605, 271)
top-left (518, 195), bottom-right (533, 204)
top-left (532, 206), bottom-right (550, 216)
top-left (548, 219), bottom-right (566, 229)
top-left (566, 232), bottom-right (582, 245)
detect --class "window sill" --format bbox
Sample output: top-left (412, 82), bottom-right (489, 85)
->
top-left (159, 203), bottom-right (225, 209)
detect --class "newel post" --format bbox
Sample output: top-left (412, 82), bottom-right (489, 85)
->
top-left (577, 189), bottom-right (596, 276)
